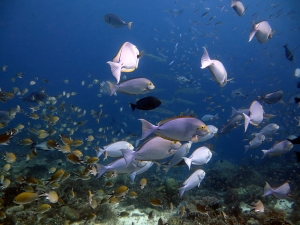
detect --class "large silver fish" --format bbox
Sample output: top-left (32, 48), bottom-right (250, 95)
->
top-left (139, 116), bottom-right (209, 142)
top-left (166, 142), bottom-right (192, 173)
top-left (178, 169), bottom-right (205, 198)
top-left (107, 78), bottom-right (155, 96)
top-left (95, 141), bottom-right (134, 159)
top-left (103, 14), bottom-right (132, 29)
top-left (243, 101), bottom-right (264, 132)
top-left (263, 182), bottom-right (290, 199)
top-left (245, 133), bottom-right (265, 153)
top-left (201, 47), bottom-right (229, 87)
top-left (249, 20), bottom-right (275, 44)
top-left (231, 0), bottom-right (245, 16)
top-left (198, 125), bottom-right (218, 142)
top-left (261, 140), bottom-right (293, 158)
top-left (252, 123), bottom-right (279, 136)
top-left (107, 42), bottom-right (142, 83)
top-left (130, 161), bottom-right (154, 182)
top-left (182, 146), bottom-right (212, 170)
top-left (218, 114), bottom-right (243, 135)
top-left (258, 90), bottom-right (284, 104)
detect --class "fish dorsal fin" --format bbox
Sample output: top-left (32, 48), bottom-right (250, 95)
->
top-left (112, 42), bottom-right (128, 62)
top-left (136, 136), bottom-right (159, 151)
top-left (158, 116), bottom-right (194, 126)
top-left (200, 47), bottom-right (212, 69)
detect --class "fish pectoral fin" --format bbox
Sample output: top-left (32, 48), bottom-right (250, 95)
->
top-left (138, 50), bottom-right (145, 58)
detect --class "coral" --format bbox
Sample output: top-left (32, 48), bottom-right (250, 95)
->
top-left (275, 199), bottom-right (294, 214)
top-left (165, 178), bottom-right (178, 197)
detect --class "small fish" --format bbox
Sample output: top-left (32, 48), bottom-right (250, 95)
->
top-left (294, 68), bottom-right (300, 78)
top-left (263, 181), bottom-right (290, 199)
top-left (180, 205), bottom-right (185, 218)
top-left (249, 20), bottom-right (275, 44)
top-left (150, 198), bottom-right (163, 207)
top-left (130, 96), bottom-right (161, 111)
top-left (249, 200), bottom-right (264, 212)
top-left (140, 178), bottom-right (147, 189)
top-left (178, 169), bottom-right (205, 198)
top-left (201, 113), bottom-right (218, 121)
top-left (183, 146), bottom-right (212, 170)
top-left (103, 14), bottom-right (132, 29)
top-left (245, 133), bottom-right (265, 153)
top-left (283, 44), bottom-right (293, 61)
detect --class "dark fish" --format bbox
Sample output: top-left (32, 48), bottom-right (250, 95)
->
top-left (218, 114), bottom-right (243, 134)
top-left (288, 136), bottom-right (300, 145)
top-left (103, 14), bottom-right (132, 29)
top-left (0, 111), bottom-right (15, 123)
top-left (297, 82), bottom-right (300, 88)
top-left (130, 96), bottom-right (161, 111)
top-left (283, 44), bottom-right (293, 61)
top-left (23, 91), bottom-right (48, 102)
top-left (258, 90), bottom-right (284, 104)
top-left (294, 97), bottom-right (300, 104)
top-left (294, 151), bottom-right (300, 163)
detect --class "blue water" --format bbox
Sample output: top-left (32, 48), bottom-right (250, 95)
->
top-left (0, 0), bottom-right (300, 222)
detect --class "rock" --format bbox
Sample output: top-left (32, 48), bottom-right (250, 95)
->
top-left (275, 199), bottom-right (294, 214)
top-left (246, 218), bottom-right (260, 225)
top-left (60, 206), bottom-right (80, 220)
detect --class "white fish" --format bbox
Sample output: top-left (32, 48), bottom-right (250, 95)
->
top-left (166, 142), bottom-right (192, 173)
top-left (95, 141), bottom-right (134, 159)
top-left (261, 140), bottom-right (293, 159)
top-left (201, 113), bottom-right (218, 121)
top-left (243, 101), bottom-right (264, 132)
top-left (107, 78), bottom-right (155, 96)
top-left (263, 182), bottom-right (290, 199)
top-left (252, 123), bottom-right (279, 136)
top-left (201, 47), bottom-right (229, 87)
top-left (182, 146), bottom-right (212, 170)
top-left (107, 42), bottom-right (142, 83)
top-left (130, 161), bottom-right (154, 182)
top-left (249, 21), bottom-right (275, 44)
top-left (198, 125), bottom-right (218, 142)
top-left (178, 169), bottom-right (205, 198)
top-left (231, 0), bottom-right (245, 16)
top-left (294, 68), bottom-right (300, 78)
top-left (245, 133), bottom-right (265, 153)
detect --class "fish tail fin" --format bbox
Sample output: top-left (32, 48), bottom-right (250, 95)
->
top-left (214, 113), bottom-right (219, 119)
top-left (231, 107), bottom-right (238, 117)
top-left (178, 186), bottom-right (186, 198)
top-left (261, 150), bottom-right (269, 159)
top-left (138, 119), bottom-right (157, 140)
top-left (130, 103), bottom-right (137, 111)
top-left (263, 181), bottom-right (273, 197)
top-left (244, 145), bottom-right (250, 153)
top-left (107, 81), bottom-right (118, 96)
top-left (95, 148), bottom-right (105, 158)
top-left (129, 172), bottom-right (136, 182)
top-left (96, 163), bottom-right (107, 178)
top-left (107, 61), bottom-right (121, 84)
top-left (283, 44), bottom-right (287, 48)
top-left (243, 113), bottom-right (250, 132)
top-left (231, 0), bottom-right (237, 7)
top-left (121, 149), bottom-right (136, 167)
top-left (127, 22), bottom-right (133, 30)
top-left (200, 47), bottom-right (212, 69)
top-left (182, 157), bottom-right (192, 170)
top-left (249, 22), bottom-right (258, 42)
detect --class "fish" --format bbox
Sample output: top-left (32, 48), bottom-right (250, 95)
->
top-left (198, 125), bottom-right (218, 142)
top-left (140, 178), bottom-right (147, 189)
top-left (288, 135), bottom-right (300, 145)
top-left (22, 91), bottom-right (48, 102)
top-left (249, 200), bottom-right (264, 212)
top-left (121, 136), bottom-right (181, 166)
top-left (178, 169), bottom-right (205, 198)
top-left (231, 0), bottom-right (245, 16)
top-left (182, 146), bottom-right (212, 170)
top-left (201, 47), bottom-right (229, 87)
top-left (130, 96), bottom-right (161, 111)
top-left (103, 14), bottom-right (132, 29)
top-left (257, 90), bottom-right (284, 104)
top-left (249, 20), bottom-right (275, 44)
top-left (231, 107), bottom-right (250, 117)
top-left (295, 151), bottom-right (300, 163)
top-left (295, 68), bottom-right (300, 78)
top-left (283, 44), bottom-right (293, 61)
top-left (139, 116), bottom-right (209, 142)
top-left (150, 198), bottom-right (163, 207)
top-left (201, 113), bottom-right (218, 121)
top-left (245, 133), bottom-right (265, 153)
top-left (252, 123), bottom-right (279, 136)
top-left (107, 42), bottom-right (143, 83)
top-left (0, 111), bottom-right (15, 123)
top-left (261, 140), bottom-right (293, 159)
top-left (218, 114), bottom-right (243, 135)
top-left (95, 141), bottom-right (134, 159)
top-left (107, 78), bottom-right (155, 96)
top-left (243, 101), bottom-right (264, 132)
top-left (263, 182), bottom-right (290, 199)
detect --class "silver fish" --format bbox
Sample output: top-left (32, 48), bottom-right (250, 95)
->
top-left (243, 101), bottom-right (264, 132)
top-left (253, 123), bottom-right (279, 136)
top-left (231, 0), bottom-right (245, 16)
top-left (139, 117), bottom-right (209, 142)
top-left (231, 107), bottom-right (250, 117)
top-left (261, 140), bottom-right (293, 158)
top-left (201, 113), bottom-right (218, 122)
top-left (249, 20), bottom-right (275, 44)
top-left (201, 47), bottom-right (229, 87)
top-left (245, 133), bottom-right (265, 153)
top-left (263, 182), bottom-right (290, 199)
top-left (198, 125), bottom-right (218, 142)
top-left (166, 142), bottom-right (192, 173)
top-left (95, 141), bottom-right (134, 159)
top-left (183, 146), bottom-right (212, 170)
top-left (218, 114), bottom-right (243, 135)
top-left (0, 111), bottom-right (15, 123)
top-left (107, 42), bottom-right (142, 83)
top-left (107, 78), bottom-right (155, 96)
top-left (103, 14), bottom-right (132, 29)
top-left (258, 90), bottom-right (284, 104)
top-left (130, 161), bottom-right (154, 182)
top-left (178, 169), bottom-right (205, 198)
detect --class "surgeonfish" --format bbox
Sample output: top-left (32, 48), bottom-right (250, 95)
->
top-left (245, 133), bottom-right (265, 153)
top-left (103, 14), bottom-right (132, 29)
top-left (201, 113), bottom-right (218, 121)
top-left (178, 169), bottom-right (205, 198)
top-left (263, 182), bottom-right (290, 199)
top-left (252, 123), bottom-right (279, 136)
top-left (283, 44), bottom-right (293, 61)
top-left (139, 116), bottom-right (209, 142)
top-left (182, 146), bottom-right (212, 170)
top-left (231, 0), bottom-right (245, 16)
top-left (200, 47), bottom-right (229, 87)
top-left (249, 20), bottom-right (275, 44)
top-left (107, 78), bottom-right (155, 96)
top-left (130, 96), bottom-right (161, 111)
top-left (231, 107), bottom-right (250, 117)
top-left (198, 125), bottom-right (218, 142)
top-left (218, 114), bottom-right (243, 135)
top-left (257, 90), bottom-right (284, 104)
top-left (243, 101), bottom-right (264, 132)
top-left (261, 140), bottom-right (293, 159)
top-left (95, 141), bottom-right (134, 159)
top-left (130, 161), bottom-right (153, 182)
top-left (107, 42), bottom-right (143, 83)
